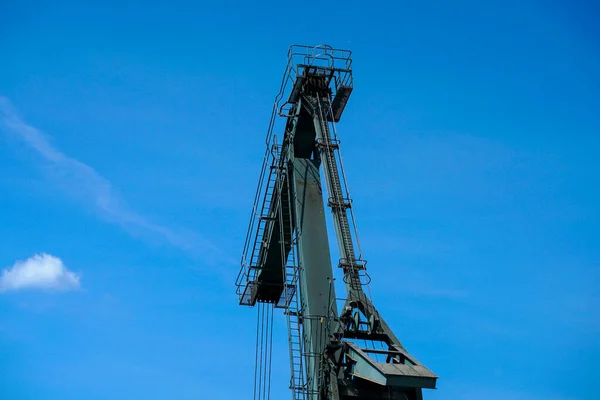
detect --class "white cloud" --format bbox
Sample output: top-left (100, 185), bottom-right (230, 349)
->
top-left (0, 253), bottom-right (80, 292)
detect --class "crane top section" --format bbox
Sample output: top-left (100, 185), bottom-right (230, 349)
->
top-left (235, 44), bottom-right (355, 308)
top-left (282, 45), bottom-right (353, 122)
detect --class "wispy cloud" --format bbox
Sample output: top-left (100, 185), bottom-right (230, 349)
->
top-left (0, 253), bottom-right (80, 292)
top-left (0, 96), bottom-right (235, 265)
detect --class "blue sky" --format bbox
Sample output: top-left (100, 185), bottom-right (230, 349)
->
top-left (1, 1), bottom-right (599, 399)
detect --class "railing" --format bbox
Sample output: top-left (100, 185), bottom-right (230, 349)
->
top-left (235, 142), bottom-right (281, 300)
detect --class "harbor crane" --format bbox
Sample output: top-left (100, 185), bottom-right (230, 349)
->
top-left (236, 44), bottom-right (437, 400)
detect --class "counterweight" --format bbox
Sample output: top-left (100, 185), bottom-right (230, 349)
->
top-left (236, 45), bottom-right (437, 400)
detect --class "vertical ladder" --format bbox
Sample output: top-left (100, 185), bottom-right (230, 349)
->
top-left (286, 302), bottom-right (306, 400)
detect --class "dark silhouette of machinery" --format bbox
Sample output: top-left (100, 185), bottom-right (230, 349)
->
top-left (236, 45), bottom-right (437, 400)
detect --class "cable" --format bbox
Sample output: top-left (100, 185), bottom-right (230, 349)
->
top-left (267, 304), bottom-right (274, 400)
top-left (253, 303), bottom-right (261, 400)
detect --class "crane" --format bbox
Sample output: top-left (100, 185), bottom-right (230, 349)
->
top-left (236, 44), bottom-right (438, 400)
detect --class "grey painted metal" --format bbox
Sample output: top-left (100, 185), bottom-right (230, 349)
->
top-left (345, 342), bottom-right (437, 389)
top-left (291, 156), bottom-right (337, 399)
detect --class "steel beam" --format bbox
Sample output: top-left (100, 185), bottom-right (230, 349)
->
top-left (291, 156), bottom-right (338, 399)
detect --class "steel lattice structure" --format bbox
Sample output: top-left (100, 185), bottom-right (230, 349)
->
top-left (236, 44), bottom-right (437, 400)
